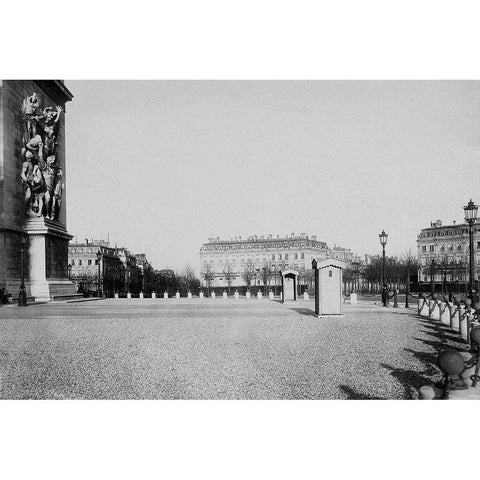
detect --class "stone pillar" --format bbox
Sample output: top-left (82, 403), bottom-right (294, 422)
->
top-left (246, 291), bottom-right (251, 299)
top-left (114, 293), bottom-right (119, 299)
top-left (269, 291), bottom-right (274, 300)
top-left (440, 302), bottom-right (450, 326)
top-left (211, 291), bottom-right (215, 299)
top-left (234, 290), bottom-right (239, 299)
top-left (350, 293), bottom-right (357, 304)
top-left (223, 291), bottom-right (227, 299)
top-left (152, 292), bottom-right (156, 299)
top-left (187, 292), bottom-right (192, 299)
top-left (199, 291), bottom-right (204, 299)
top-left (175, 291), bottom-right (180, 299)
top-left (139, 292), bottom-right (144, 299)
top-left (450, 304), bottom-right (460, 330)
top-left (0, 81), bottom-right (76, 302)
top-left (257, 291), bottom-right (262, 299)
top-left (127, 292), bottom-right (131, 299)
top-left (429, 299), bottom-right (440, 320)
top-left (164, 291), bottom-right (168, 299)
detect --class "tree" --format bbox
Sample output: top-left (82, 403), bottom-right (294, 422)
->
top-left (180, 264), bottom-right (198, 294)
top-left (241, 262), bottom-right (256, 290)
top-left (222, 263), bottom-right (235, 295)
top-left (203, 264), bottom-right (216, 295)
top-left (259, 262), bottom-right (273, 295)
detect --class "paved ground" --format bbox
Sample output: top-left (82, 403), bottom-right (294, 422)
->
top-left (0, 299), bottom-right (467, 399)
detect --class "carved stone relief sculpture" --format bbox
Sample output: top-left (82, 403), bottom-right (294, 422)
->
top-left (20, 93), bottom-right (64, 220)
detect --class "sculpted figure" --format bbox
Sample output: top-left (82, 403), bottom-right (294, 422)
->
top-left (20, 150), bottom-right (36, 209)
top-left (30, 165), bottom-right (46, 217)
top-left (52, 168), bottom-right (64, 220)
top-left (21, 93), bottom-right (42, 142)
top-left (42, 105), bottom-right (63, 156)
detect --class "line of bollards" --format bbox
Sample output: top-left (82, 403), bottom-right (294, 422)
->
top-left (418, 293), bottom-right (480, 399)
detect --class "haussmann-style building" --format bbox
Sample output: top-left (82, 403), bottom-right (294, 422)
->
top-left (416, 219), bottom-right (480, 292)
top-left (199, 233), bottom-right (328, 292)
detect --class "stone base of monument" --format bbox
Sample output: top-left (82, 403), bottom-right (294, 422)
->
top-left (25, 217), bottom-right (77, 302)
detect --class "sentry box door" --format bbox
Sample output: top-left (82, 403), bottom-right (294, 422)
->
top-left (314, 259), bottom-right (346, 316)
top-left (281, 269), bottom-right (299, 303)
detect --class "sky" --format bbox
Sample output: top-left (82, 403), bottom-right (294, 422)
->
top-left (65, 80), bottom-right (480, 273)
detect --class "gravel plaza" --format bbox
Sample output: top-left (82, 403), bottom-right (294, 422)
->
top-left (0, 298), bottom-right (467, 400)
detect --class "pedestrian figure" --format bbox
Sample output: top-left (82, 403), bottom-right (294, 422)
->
top-left (381, 284), bottom-right (390, 307)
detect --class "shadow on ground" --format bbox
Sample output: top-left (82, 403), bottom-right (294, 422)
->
top-left (289, 307), bottom-right (316, 317)
top-left (337, 385), bottom-right (386, 400)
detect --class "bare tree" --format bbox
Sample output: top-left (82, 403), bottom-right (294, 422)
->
top-left (180, 264), bottom-right (198, 294)
top-left (222, 263), bottom-right (235, 295)
top-left (203, 264), bottom-right (216, 296)
top-left (259, 262), bottom-right (273, 295)
top-left (241, 261), bottom-right (256, 290)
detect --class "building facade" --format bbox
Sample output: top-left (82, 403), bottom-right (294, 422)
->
top-left (68, 239), bottom-right (147, 296)
top-left (199, 233), bottom-right (328, 291)
top-left (417, 219), bottom-right (480, 291)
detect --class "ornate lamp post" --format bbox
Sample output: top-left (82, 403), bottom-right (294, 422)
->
top-left (18, 235), bottom-right (28, 307)
top-left (379, 230), bottom-right (388, 306)
top-left (464, 199), bottom-right (478, 301)
top-left (96, 250), bottom-right (102, 297)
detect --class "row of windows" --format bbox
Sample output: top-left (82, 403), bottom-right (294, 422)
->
top-left (69, 259), bottom-right (99, 266)
top-left (202, 241), bottom-right (327, 252)
top-left (420, 243), bottom-right (480, 252)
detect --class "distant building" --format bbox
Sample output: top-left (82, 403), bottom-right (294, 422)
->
top-left (416, 218), bottom-right (480, 290)
top-left (199, 233), bottom-right (328, 290)
top-left (134, 253), bottom-right (156, 293)
top-left (327, 245), bottom-right (357, 262)
top-left (68, 239), bottom-right (146, 296)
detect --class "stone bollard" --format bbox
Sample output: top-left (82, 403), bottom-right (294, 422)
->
top-left (223, 291), bottom-right (228, 299)
top-left (257, 291), bottom-right (262, 299)
top-left (211, 291), bottom-right (215, 299)
top-left (114, 293), bottom-right (119, 299)
top-left (199, 291), bottom-right (204, 299)
top-left (419, 295), bottom-right (429, 316)
top-left (440, 301), bottom-right (450, 326)
top-left (450, 302), bottom-right (460, 330)
top-left (176, 291), bottom-right (180, 299)
top-left (127, 292), bottom-right (131, 299)
top-left (350, 293), bottom-right (357, 304)
top-left (269, 291), bottom-right (274, 300)
top-left (280, 292), bottom-right (283, 302)
top-left (187, 292), bottom-right (192, 299)
top-left (246, 291), bottom-right (251, 299)
top-left (419, 385), bottom-right (443, 400)
top-left (459, 351), bottom-right (477, 387)
top-left (152, 292), bottom-right (156, 299)
top-left (234, 290), bottom-right (239, 299)
top-left (429, 297), bottom-right (440, 320)
top-left (164, 292), bottom-right (168, 299)
top-left (304, 292), bottom-right (309, 301)
top-left (139, 292), bottom-right (144, 299)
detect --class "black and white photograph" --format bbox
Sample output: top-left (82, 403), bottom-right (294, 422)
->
top-left (2, 79), bottom-right (480, 401)
top-left (1, 1), bottom-right (480, 479)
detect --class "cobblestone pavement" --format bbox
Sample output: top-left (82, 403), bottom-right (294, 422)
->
top-left (0, 299), bottom-right (467, 399)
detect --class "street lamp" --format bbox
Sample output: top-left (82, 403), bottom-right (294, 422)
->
top-left (379, 230), bottom-right (388, 306)
top-left (464, 199), bottom-right (478, 301)
top-left (96, 250), bottom-right (102, 297)
top-left (18, 235), bottom-right (28, 307)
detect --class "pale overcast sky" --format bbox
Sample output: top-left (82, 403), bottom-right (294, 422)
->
top-left (65, 81), bottom-right (480, 272)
